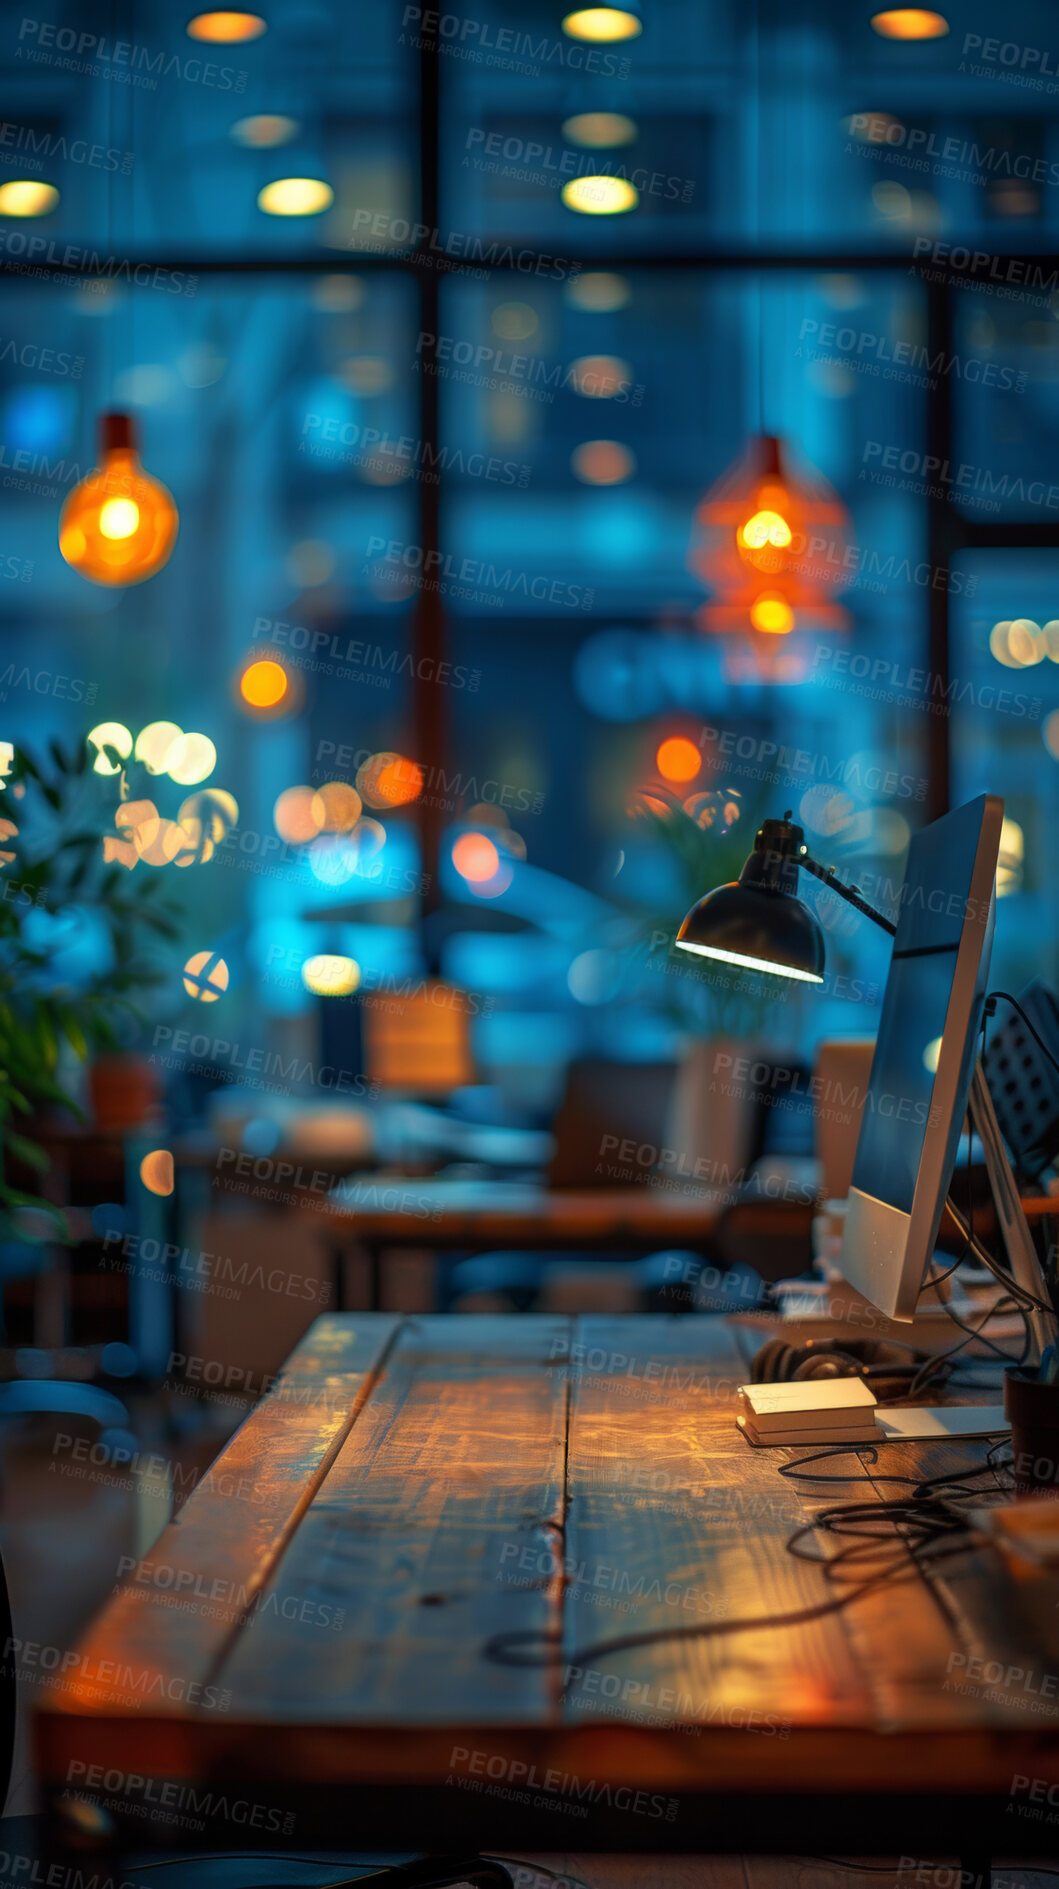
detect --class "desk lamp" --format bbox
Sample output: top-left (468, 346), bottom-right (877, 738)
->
top-left (674, 810), bottom-right (894, 980)
top-left (674, 804), bottom-right (1057, 1362)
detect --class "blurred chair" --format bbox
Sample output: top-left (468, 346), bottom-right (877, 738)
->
top-left (446, 1058), bottom-right (677, 1309)
top-left (548, 1058), bottom-right (677, 1188)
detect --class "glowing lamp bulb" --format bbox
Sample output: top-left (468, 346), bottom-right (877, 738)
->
top-left (739, 509), bottom-right (792, 551)
top-left (750, 594), bottom-right (795, 635)
top-left (99, 498), bottom-right (140, 539)
top-left (59, 414), bottom-right (178, 586)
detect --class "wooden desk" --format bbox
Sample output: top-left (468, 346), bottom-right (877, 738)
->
top-left (36, 1315), bottom-right (1059, 1861)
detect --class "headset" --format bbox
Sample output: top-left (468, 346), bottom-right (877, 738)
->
top-left (749, 1335), bottom-right (950, 1400)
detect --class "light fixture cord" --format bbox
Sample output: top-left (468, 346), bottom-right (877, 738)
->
top-left (754, 0), bottom-right (765, 434)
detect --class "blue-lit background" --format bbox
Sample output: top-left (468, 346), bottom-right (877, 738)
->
top-left (3, 0), bottom-right (1059, 1118)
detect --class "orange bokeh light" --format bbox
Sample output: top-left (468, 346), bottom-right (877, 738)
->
top-left (240, 659), bottom-right (288, 708)
top-left (357, 751), bottom-right (424, 808)
top-left (452, 832), bottom-right (500, 882)
top-left (274, 785), bottom-right (322, 846)
top-left (871, 9), bottom-right (948, 38)
top-left (656, 737), bottom-right (702, 784)
top-left (311, 781), bottom-right (362, 832)
top-left (186, 11), bottom-right (267, 41)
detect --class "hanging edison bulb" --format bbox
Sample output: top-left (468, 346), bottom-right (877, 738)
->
top-left (59, 412), bottom-right (178, 586)
top-left (689, 434), bottom-right (853, 680)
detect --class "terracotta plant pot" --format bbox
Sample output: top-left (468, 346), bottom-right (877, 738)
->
top-left (88, 1054), bottom-right (160, 1133)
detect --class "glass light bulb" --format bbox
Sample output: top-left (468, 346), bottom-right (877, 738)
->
top-left (99, 498), bottom-right (140, 540)
top-left (59, 415), bottom-right (178, 586)
top-left (739, 509), bottom-right (792, 550)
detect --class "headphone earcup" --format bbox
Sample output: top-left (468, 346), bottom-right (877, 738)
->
top-left (793, 1353), bottom-right (851, 1380)
top-left (750, 1339), bottom-right (801, 1382)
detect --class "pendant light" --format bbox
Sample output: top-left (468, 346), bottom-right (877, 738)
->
top-left (59, 19), bottom-right (179, 590)
top-left (688, 1), bottom-right (853, 675)
top-left (60, 412), bottom-right (178, 586)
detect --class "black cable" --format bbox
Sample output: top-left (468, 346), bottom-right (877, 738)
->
top-left (485, 1434), bottom-right (1016, 1683)
top-left (945, 1197), bottom-right (1055, 1317)
top-left (485, 1566), bottom-right (905, 1671)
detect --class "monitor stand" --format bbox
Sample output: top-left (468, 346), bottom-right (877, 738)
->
top-left (747, 1060), bottom-right (1057, 1440)
top-left (968, 1060), bottom-right (1057, 1364)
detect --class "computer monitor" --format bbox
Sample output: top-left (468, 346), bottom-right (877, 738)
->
top-left (839, 793), bottom-right (1003, 1323)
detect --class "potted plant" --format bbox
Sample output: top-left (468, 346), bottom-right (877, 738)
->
top-left (0, 739), bottom-right (182, 1252)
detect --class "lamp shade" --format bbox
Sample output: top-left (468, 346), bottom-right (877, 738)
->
top-left (674, 813), bottom-right (826, 982)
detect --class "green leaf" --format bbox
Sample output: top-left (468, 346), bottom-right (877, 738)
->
top-left (60, 1009), bottom-right (88, 1060)
top-left (7, 1134), bottom-right (49, 1172)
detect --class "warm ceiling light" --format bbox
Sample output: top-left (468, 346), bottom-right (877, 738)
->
top-left (60, 414), bottom-right (178, 586)
top-left (571, 439), bottom-right (636, 485)
top-left (0, 180), bottom-right (59, 216)
top-left (739, 508), bottom-right (793, 553)
top-left (257, 177), bottom-right (333, 216)
top-left (570, 354), bottom-right (633, 398)
top-left (230, 114), bottom-right (297, 147)
top-left (565, 271), bottom-right (631, 312)
top-left (492, 302), bottom-right (539, 340)
top-left (240, 659), bottom-right (288, 709)
top-left (870, 9), bottom-right (948, 37)
top-left (656, 737), bottom-right (702, 784)
top-left (563, 8), bottom-right (642, 41)
top-left (302, 954), bottom-right (361, 998)
top-left (750, 594), bottom-right (795, 635)
top-left (562, 112), bottom-right (637, 148)
top-left (187, 11), bottom-right (267, 41)
top-left (562, 176), bottom-right (638, 215)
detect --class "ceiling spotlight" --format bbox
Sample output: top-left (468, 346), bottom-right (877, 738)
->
top-left (562, 112), bottom-right (638, 147)
top-left (0, 181), bottom-right (59, 216)
top-left (562, 8), bottom-right (642, 41)
top-left (561, 176), bottom-right (638, 215)
top-left (187, 12), bottom-right (267, 41)
top-left (230, 114), bottom-right (298, 146)
top-left (257, 176), bottom-right (334, 216)
top-left (870, 10), bottom-right (949, 38)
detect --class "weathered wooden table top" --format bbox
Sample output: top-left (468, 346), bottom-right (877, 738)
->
top-left (35, 1315), bottom-right (1059, 1851)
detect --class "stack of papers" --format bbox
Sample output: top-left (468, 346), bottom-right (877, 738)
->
top-left (737, 1376), bottom-right (879, 1447)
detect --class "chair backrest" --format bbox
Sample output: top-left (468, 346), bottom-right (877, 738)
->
top-left (813, 1037), bottom-right (877, 1200)
top-left (547, 1059), bottom-right (677, 1189)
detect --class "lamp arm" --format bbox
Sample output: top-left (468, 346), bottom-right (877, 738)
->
top-left (797, 854), bottom-right (898, 937)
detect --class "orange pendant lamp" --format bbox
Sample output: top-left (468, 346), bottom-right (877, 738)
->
top-left (60, 412), bottom-right (178, 586)
top-left (688, 433), bottom-right (853, 677)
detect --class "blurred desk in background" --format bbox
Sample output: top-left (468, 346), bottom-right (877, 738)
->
top-left (318, 1178), bottom-right (815, 1310)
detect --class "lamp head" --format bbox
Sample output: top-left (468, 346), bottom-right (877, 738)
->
top-left (675, 812), bottom-right (826, 983)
